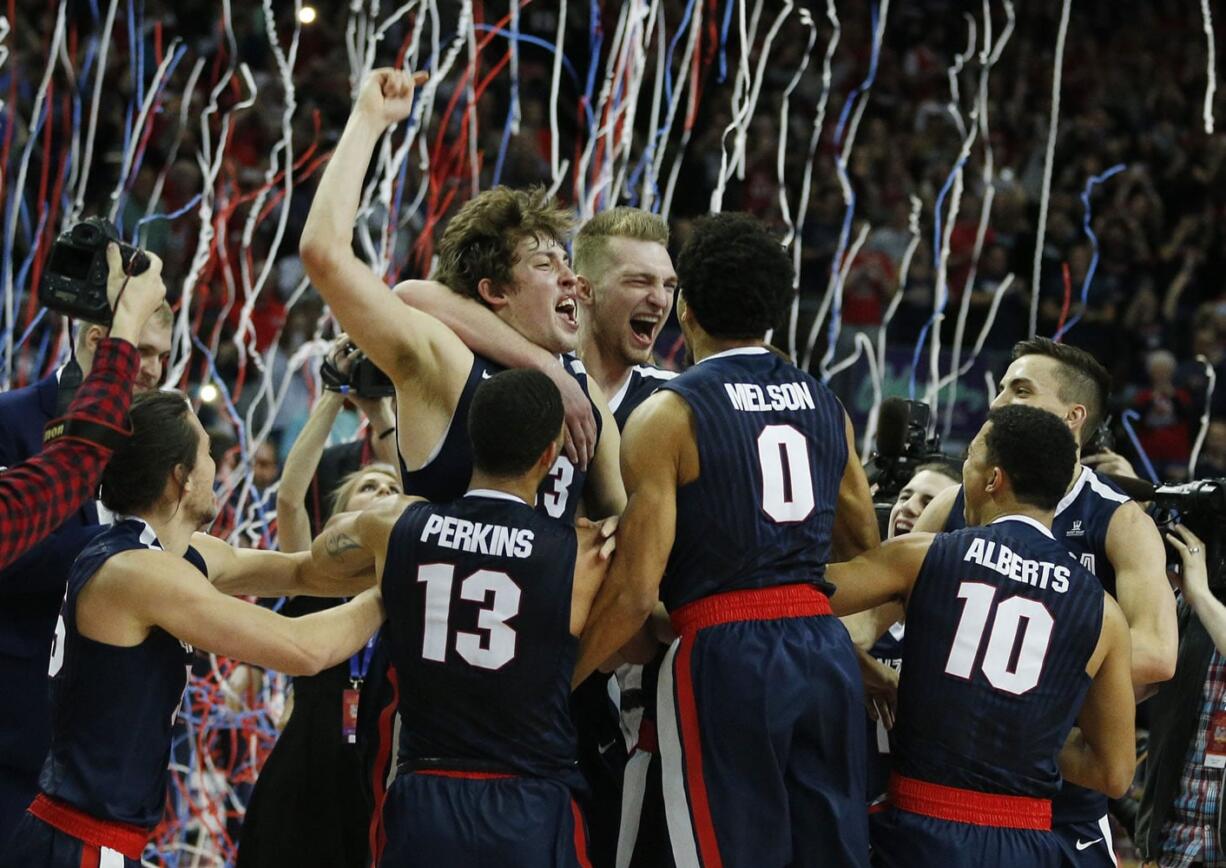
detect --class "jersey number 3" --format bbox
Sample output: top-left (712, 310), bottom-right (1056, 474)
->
top-left (945, 582), bottom-right (1054, 695)
top-left (418, 564), bottom-right (521, 670)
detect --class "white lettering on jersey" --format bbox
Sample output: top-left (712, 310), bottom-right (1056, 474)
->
top-left (963, 537), bottom-right (1070, 594)
top-left (421, 514), bottom-right (534, 558)
top-left (723, 381), bottom-right (816, 412)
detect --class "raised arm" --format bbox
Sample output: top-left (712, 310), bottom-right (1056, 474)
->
top-left (276, 390), bottom-right (346, 553)
top-left (79, 550), bottom-right (384, 677)
top-left (1107, 501), bottom-right (1177, 689)
top-left (395, 279), bottom-right (598, 469)
top-left (299, 69), bottom-right (472, 464)
top-left (572, 391), bottom-right (687, 685)
top-left (1058, 595), bottom-right (1136, 798)
top-left (831, 411), bottom-right (881, 561)
top-left (311, 495), bottom-right (418, 585)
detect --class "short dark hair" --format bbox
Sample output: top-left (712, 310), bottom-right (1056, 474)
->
top-left (432, 186), bottom-right (574, 304)
top-left (1011, 337), bottom-right (1110, 442)
top-left (468, 370), bottom-right (564, 476)
top-left (101, 391), bottom-right (200, 515)
top-left (983, 404), bottom-right (1078, 511)
top-left (676, 212), bottom-right (793, 339)
top-left (914, 456), bottom-right (962, 484)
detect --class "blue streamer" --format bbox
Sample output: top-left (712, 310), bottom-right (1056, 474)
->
top-left (1052, 163), bottom-right (1127, 342)
top-left (1120, 408), bottom-right (1161, 483)
top-left (718, 0), bottom-right (735, 83)
top-left (130, 191), bottom-right (204, 243)
top-left (822, 2), bottom-right (883, 381)
top-left (907, 149), bottom-right (972, 398)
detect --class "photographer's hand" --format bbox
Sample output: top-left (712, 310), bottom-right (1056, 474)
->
top-left (1081, 448), bottom-right (1139, 481)
top-left (106, 243), bottom-right (166, 346)
top-left (1167, 523), bottom-right (1226, 655)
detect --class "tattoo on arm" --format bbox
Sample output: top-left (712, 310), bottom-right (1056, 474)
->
top-left (325, 532), bottom-right (363, 560)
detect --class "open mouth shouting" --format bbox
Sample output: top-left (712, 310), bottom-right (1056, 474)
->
top-left (628, 313), bottom-right (662, 349)
top-left (555, 297), bottom-right (578, 331)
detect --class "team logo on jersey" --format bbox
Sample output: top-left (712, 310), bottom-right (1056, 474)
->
top-left (1067, 520), bottom-right (1085, 537)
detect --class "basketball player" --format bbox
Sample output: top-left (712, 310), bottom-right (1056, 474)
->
top-left (311, 370), bottom-right (614, 866)
top-left (397, 205), bottom-right (679, 866)
top-left (826, 405), bottom-right (1136, 867)
top-left (300, 68), bottom-right (624, 523)
top-left (574, 212), bottom-right (880, 867)
top-left (913, 337), bottom-right (1176, 864)
top-left (1, 391), bottom-right (384, 868)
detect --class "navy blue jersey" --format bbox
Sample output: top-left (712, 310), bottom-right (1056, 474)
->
top-left (658, 347), bottom-right (846, 611)
top-left (382, 491), bottom-right (581, 780)
top-left (609, 363), bottom-right (676, 430)
top-left (39, 519), bottom-right (200, 828)
top-left (944, 466), bottom-right (1127, 597)
top-left (945, 466), bottom-right (1129, 825)
top-left (894, 516), bottom-right (1103, 798)
top-left (399, 353), bottom-right (600, 525)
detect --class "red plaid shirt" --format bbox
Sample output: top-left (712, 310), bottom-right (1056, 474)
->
top-left (0, 338), bottom-right (139, 570)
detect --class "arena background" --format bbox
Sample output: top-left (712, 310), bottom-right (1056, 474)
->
top-left (1, 0), bottom-right (1223, 863)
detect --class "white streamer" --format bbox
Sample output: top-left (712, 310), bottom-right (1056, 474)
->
top-left (1188, 356), bottom-right (1217, 476)
top-left (1203, 0), bottom-right (1217, 134)
top-left (1029, 0), bottom-right (1071, 338)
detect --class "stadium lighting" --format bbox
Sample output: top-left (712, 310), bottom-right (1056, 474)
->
top-left (200, 383), bottom-right (220, 404)
top-left (298, 6), bottom-right (317, 24)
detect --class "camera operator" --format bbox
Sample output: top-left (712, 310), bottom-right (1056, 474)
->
top-left (1136, 524), bottom-right (1226, 867)
top-left (0, 241), bottom-right (169, 847)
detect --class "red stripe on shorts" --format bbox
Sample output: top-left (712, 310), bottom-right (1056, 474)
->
top-left (675, 634), bottom-right (723, 868)
top-left (369, 665), bottom-right (401, 864)
top-left (571, 799), bottom-right (593, 868)
top-left (78, 845), bottom-right (100, 868)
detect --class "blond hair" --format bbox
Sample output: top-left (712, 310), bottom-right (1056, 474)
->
top-left (329, 462), bottom-right (401, 513)
top-left (573, 207), bottom-right (669, 278)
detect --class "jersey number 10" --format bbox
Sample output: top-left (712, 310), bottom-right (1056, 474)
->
top-left (418, 564), bottom-right (522, 671)
top-left (944, 582), bottom-right (1054, 696)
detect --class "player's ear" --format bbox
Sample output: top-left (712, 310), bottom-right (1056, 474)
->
top-left (575, 275), bottom-right (594, 306)
top-left (1065, 403), bottom-right (1087, 440)
top-left (476, 278), bottom-right (510, 312)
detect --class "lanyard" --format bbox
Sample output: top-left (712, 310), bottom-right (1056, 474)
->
top-left (349, 631), bottom-right (378, 688)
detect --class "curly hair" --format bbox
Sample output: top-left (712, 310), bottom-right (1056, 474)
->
top-left (431, 186), bottom-right (574, 304)
top-left (983, 404), bottom-right (1078, 511)
top-left (675, 212), bottom-right (793, 339)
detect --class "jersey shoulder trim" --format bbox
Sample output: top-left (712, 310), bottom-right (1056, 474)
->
top-left (1084, 468), bottom-right (1130, 504)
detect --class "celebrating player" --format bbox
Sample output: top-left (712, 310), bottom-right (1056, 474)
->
top-left (827, 405), bottom-right (1136, 867)
top-left (914, 336), bottom-right (1176, 862)
top-left (1, 391), bottom-right (384, 868)
top-left (574, 212), bottom-right (880, 866)
top-left (311, 370), bottom-right (615, 866)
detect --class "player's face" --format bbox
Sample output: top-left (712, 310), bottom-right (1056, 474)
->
top-left (961, 427), bottom-right (993, 526)
top-left (502, 235), bottom-right (579, 355)
top-left (888, 469), bottom-right (958, 538)
top-left (990, 356), bottom-right (1075, 433)
top-left (134, 316), bottom-right (172, 394)
top-left (584, 238), bottom-right (676, 366)
top-left (184, 413), bottom-right (219, 527)
top-left (343, 470), bottom-right (402, 512)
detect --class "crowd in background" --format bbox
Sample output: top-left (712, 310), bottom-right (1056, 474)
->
top-left (3, 0), bottom-right (1224, 494)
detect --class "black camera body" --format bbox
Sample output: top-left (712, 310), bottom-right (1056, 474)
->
top-left (321, 350), bottom-right (395, 399)
top-left (1150, 478), bottom-right (1226, 594)
top-left (868, 399), bottom-right (945, 538)
top-left (39, 218), bottom-right (149, 326)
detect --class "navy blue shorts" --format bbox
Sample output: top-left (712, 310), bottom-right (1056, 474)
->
top-left (870, 807), bottom-right (1067, 868)
top-left (0, 812), bottom-right (142, 868)
top-left (376, 771), bottom-right (591, 867)
top-left (1052, 816), bottom-right (1117, 867)
top-left (657, 598), bottom-right (868, 867)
